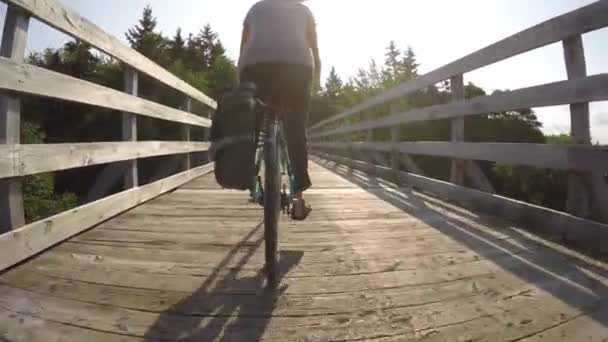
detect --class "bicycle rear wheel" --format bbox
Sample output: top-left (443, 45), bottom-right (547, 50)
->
top-left (263, 119), bottom-right (280, 288)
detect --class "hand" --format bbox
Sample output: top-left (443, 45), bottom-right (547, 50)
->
top-left (312, 75), bottom-right (322, 95)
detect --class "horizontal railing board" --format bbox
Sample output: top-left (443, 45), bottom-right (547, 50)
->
top-left (312, 142), bottom-right (608, 173)
top-left (0, 141), bottom-right (211, 179)
top-left (309, 1), bottom-right (608, 132)
top-left (314, 153), bottom-right (608, 255)
top-left (1, 0), bottom-right (216, 109)
top-left (0, 163), bottom-right (214, 272)
top-left (0, 58), bottom-right (211, 127)
top-left (310, 74), bottom-right (608, 138)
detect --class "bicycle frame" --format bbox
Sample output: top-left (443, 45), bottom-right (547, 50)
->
top-left (249, 114), bottom-right (296, 212)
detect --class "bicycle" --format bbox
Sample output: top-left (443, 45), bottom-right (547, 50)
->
top-left (249, 100), bottom-right (296, 289)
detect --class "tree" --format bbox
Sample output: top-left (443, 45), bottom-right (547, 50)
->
top-left (400, 46), bottom-right (419, 81)
top-left (20, 6), bottom-right (240, 219)
top-left (126, 5), bottom-right (157, 47)
top-left (170, 28), bottom-right (186, 60)
top-left (125, 6), bottom-right (166, 64)
top-left (316, 43), bottom-right (569, 211)
top-left (384, 41), bottom-right (401, 78)
top-left (205, 54), bottom-right (237, 97)
top-left (62, 40), bottom-right (100, 79)
top-left (199, 24), bottom-right (222, 68)
top-left (21, 121), bottom-right (77, 222)
top-left (324, 67), bottom-right (343, 99)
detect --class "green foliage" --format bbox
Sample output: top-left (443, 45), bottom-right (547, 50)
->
top-left (491, 165), bottom-right (568, 210)
top-left (545, 133), bottom-right (573, 145)
top-left (316, 41), bottom-right (572, 211)
top-left (20, 5), bottom-right (237, 217)
top-left (21, 122), bottom-right (78, 222)
top-left (126, 5), bottom-right (166, 65)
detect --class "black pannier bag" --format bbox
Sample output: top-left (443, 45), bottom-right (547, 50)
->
top-left (210, 82), bottom-right (259, 190)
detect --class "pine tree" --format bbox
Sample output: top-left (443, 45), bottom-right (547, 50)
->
top-left (62, 40), bottom-right (99, 79)
top-left (170, 28), bottom-right (186, 60)
top-left (367, 59), bottom-right (382, 88)
top-left (355, 67), bottom-right (370, 90)
top-left (384, 41), bottom-right (401, 79)
top-left (400, 46), bottom-right (419, 81)
top-left (125, 6), bottom-right (165, 64)
top-left (199, 24), bottom-right (219, 68)
top-left (210, 39), bottom-right (226, 64)
top-left (125, 5), bottom-right (157, 49)
top-left (324, 67), bottom-right (343, 99)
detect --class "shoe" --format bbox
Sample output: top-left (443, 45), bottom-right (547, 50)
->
top-left (291, 199), bottom-right (312, 221)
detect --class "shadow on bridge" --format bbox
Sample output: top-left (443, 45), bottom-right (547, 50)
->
top-left (317, 157), bottom-right (608, 330)
top-left (144, 223), bottom-right (303, 341)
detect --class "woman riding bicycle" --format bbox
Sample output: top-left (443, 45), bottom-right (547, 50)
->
top-left (238, 0), bottom-right (321, 220)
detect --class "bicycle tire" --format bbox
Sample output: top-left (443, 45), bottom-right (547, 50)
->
top-left (263, 118), bottom-right (280, 288)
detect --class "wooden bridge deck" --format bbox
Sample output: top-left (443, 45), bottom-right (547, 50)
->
top-left (1, 157), bottom-right (608, 341)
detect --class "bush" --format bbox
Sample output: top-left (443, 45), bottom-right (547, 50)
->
top-left (21, 121), bottom-right (78, 222)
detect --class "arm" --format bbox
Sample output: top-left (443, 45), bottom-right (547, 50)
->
top-left (240, 24), bottom-right (250, 56)
top-left (308, 19), bottom-right (321, 93)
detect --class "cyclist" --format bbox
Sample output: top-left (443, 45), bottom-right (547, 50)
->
top-left (238, 0), bottom-right (321, 220)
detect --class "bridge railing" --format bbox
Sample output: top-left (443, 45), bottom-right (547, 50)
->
top-left (0, 0), bottom-right (216, 271)
top-left (310, 1), bottom-right (608, 252)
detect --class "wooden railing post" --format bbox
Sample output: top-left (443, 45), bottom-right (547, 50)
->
top-left (0, 6), bottom-right (30, 232)
top-left (123, 67), bottom-right (138, 189)
top-left (182, 97), bottom-right (192, 170)
top-left (450, 75), bottom-right (466, 185)
top-left (390, 127), bottom-right (400, 170)
top-left (390, 126), bottom-right (402, 183)
top-left (563, 35), bottom-right (608, 221)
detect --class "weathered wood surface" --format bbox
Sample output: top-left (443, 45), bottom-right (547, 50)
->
top-left (1, 0), bottom-right (216, 109)
top-left (0, 5), bottom-right (29, 232)
top-left (309, 0), bottom-right (608, 132)
top-left (562, 35), bottom-right (608, 222)
top-left (0, 58), bottom-right (212, 127)
top-left (314, 152), bottom-right (608, 254)
top-left (122, 68), bottom-right (139, 189)
top-left (312, 141), bottom-right (608, 173)
top-left (449, 74), bottom-right (466, 186)
top-left (310, 74), bottom-right (608, 138)
top-left (0, 164), bottom-right (214, 272)
top-left (0, 141), bottom-right (210, 179)
top-left (1, 160), bottom-right (607, 341)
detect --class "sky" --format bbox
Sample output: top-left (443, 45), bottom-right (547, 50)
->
top-left (1, 0), bottom-right (607, 142)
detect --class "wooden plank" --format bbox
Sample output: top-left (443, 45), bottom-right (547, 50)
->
top-left (317, 153), bottom-right (608, 254)
top-left (1, 0), bottom-right (216, 110)
top-left (0, 141), bottom-right (210, 179)
top-left (450, 74), bottom-right (466, 185)
top-left (309, 0), bottom-right (608, 132)
top-left (85, 162), bottom-right (125, 203)
top-left (465, 160), bottom-right (496, 193)
top-left (563, 35), bottom-right (608, 222)
top-left (0, 308), bottom-right (143, 342)
top-left (311, 142), bottom-right (608, 173)
top-left (182, 97), bottom-right (192, 170)
top-left (0, 5), bottom-right (29, 232)
top-left (564, 35), bottom-right (592, 218)
top-left (563, 35), bottom-right (591, 144)
top-left (122, 67), bottom-right (138, 189)
top-left (310, 74), bottom-right (608, 138)
top-left (400, 154), bottom-right (426, 176)
top-left (0, 163), bottom-right (214, 272)
top-left (2, 160), bottom-right (608, 340)
top-left (0, 58), bottom-right (211, 127)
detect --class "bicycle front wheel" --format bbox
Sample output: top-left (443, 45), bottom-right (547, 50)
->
top-left (263, 119), bottom-right (280, 288)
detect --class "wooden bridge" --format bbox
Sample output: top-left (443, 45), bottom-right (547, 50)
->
top-left (1, 0), bottom-right (608, 341)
